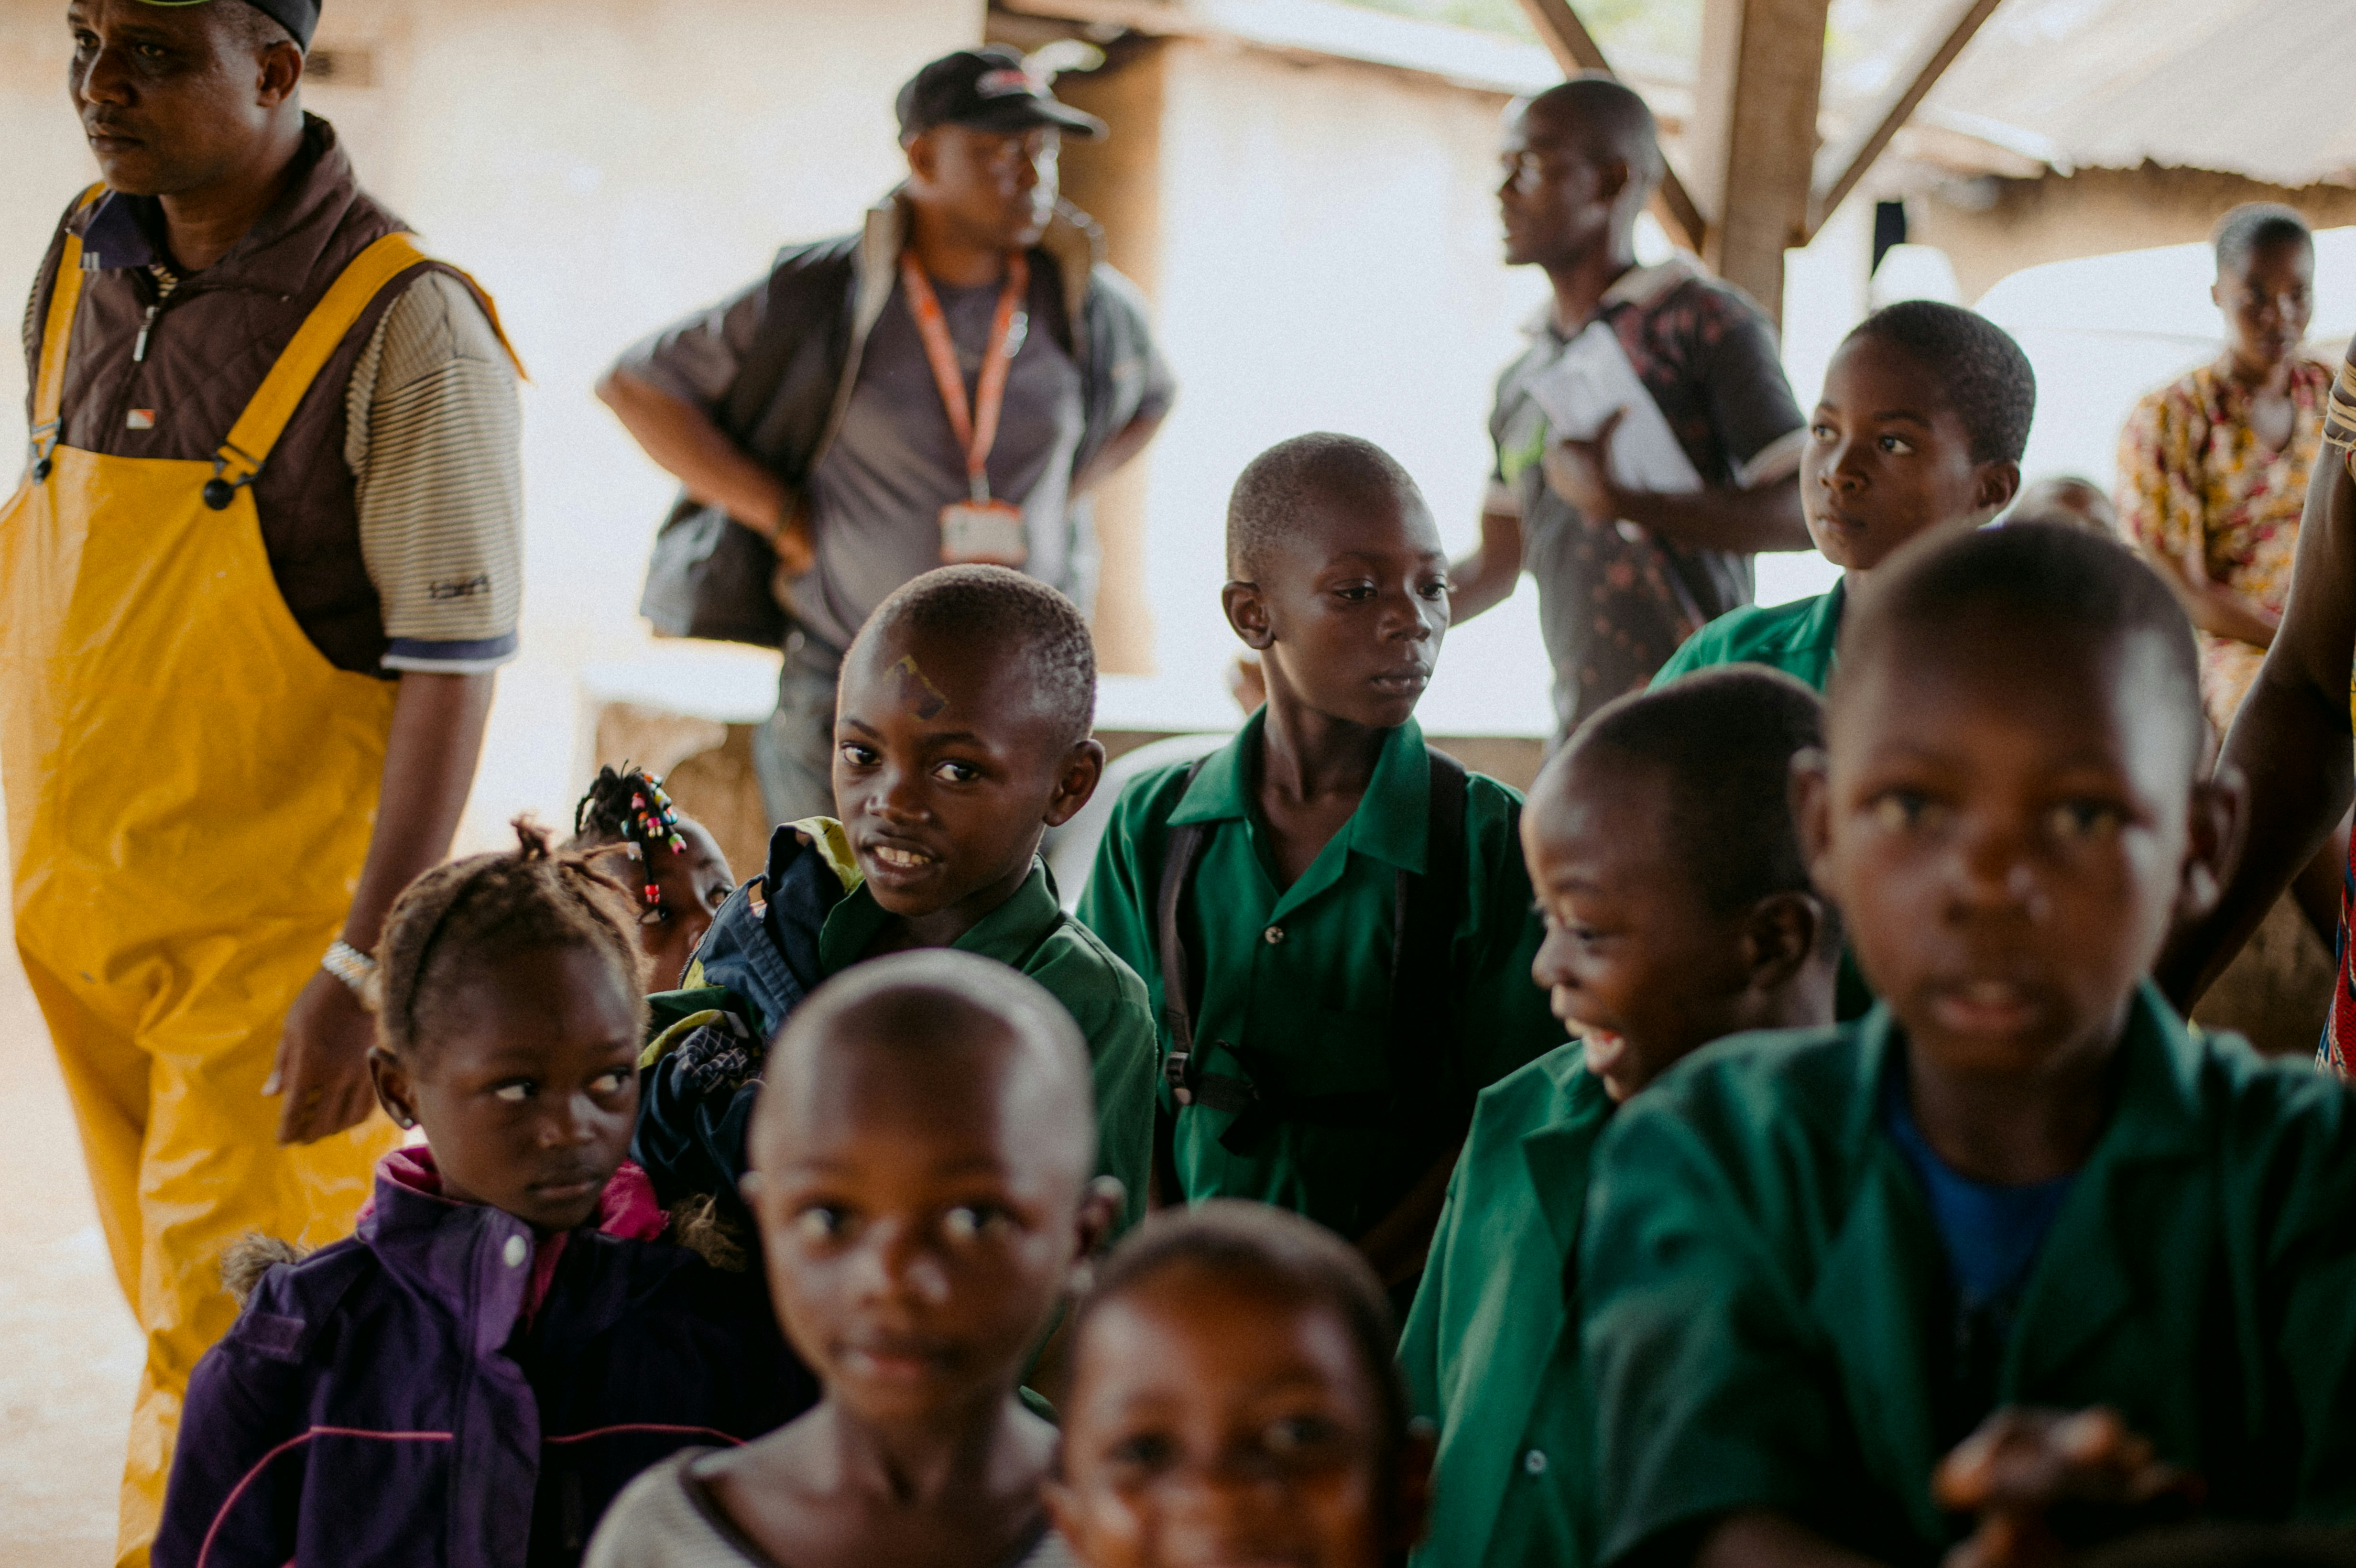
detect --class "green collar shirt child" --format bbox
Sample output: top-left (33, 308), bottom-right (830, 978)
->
top-left (1581, 985), bottom-right (2356, 1567)
top-left (1076, 711), bottom-right (1557, 1241)
top-left (1651, 577), bottom-right (1845, 694)
top-left (1401, 1046), bottom-right (1612, 1568)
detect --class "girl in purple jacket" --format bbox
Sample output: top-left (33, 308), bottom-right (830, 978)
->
top-left (154, 823), bottom-right (815, 1568)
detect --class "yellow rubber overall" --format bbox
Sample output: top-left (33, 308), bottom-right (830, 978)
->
top-left (0, 221), bottom-right (438, 1566)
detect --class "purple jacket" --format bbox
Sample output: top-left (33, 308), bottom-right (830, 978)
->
top-left (154, 1150), bottom-right (814, 1568)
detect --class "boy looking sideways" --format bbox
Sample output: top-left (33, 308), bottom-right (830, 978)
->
top-left (589, 951), bottom-right (1122, 1568)
top-left (1403, 668), bottom-right (1837, 1568)
top-left (634, 566), bottom-right (1156, 1230)
top-left (1079, 434), bottom-right (1557, 1298)
top-left (1653, 300), bottom-right (2034, 693)
top-left (1582, 526), bottom-right (2356, 1568)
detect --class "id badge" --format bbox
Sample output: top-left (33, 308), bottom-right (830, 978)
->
top-left (940, 500), bottom-right (1029, 566)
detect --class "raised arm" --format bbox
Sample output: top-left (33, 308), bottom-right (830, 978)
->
top-left (597, 366), bottom-right (811, 573)
top-left (2159, 448), bottom-right (2356, 1004)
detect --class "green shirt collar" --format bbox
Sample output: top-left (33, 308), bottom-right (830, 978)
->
top-left (1846, 979), bottom-right (2207, 1165)
top-left (818, 856), bottom-right (1066, 974)
top-left (1166, 709), bottom-right (1432, 875)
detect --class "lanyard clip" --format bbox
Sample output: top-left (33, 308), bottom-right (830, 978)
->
top-left (969, 471), bottom-right (992, 505)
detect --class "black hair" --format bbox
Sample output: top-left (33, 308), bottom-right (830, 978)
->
top-left (1571, 666), bottom-right (1830, 925)
top-left (1845, 300), bottom-right (2037, 466)
top-left (855, 565), bottom-right (1097, 749)
top-left (1068, 1201), bottom-right (1409, 1461)
top-left (2214, 203), bottom-right (2312, 275)
top-left (1226, 432), bottom-right (1427, 579)
top-left (1834, 522), bottom-right (2202, 751)
top-left (1520, 73), bottom-right (1665, 192)
top-left (755, 949), bottom-right (1097, 1176)
top-left (570, 763), bottom-right (700, 911)
top-left (376, 818), bottom-right (650, 1059)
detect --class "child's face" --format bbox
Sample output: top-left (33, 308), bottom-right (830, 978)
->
top-left (751, 1021), bottom-right (1107, 1427)
top-left (1049, 1263), bottom-right (1426, 1568)
top-left (639, 821), bottom-right (734, 990)
top-left (1802, 336), bottom-right (2016, 572)
top-left (1223, 487), bottom-right (1450, 732)
top-left (833, 621), bottom-right (1102, 925)
top-left (1525, 750), bottom-right (1785, 1100)
top-left (368, 943), bottom-right (643, 1232)
top-left (1798, 623), bottom-right (2232, 1082)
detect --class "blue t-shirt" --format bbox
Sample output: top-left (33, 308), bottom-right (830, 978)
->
top-left (1884, 1072), bottom-right (2074, 1308)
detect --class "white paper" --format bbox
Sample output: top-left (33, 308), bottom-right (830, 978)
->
top-left (1524, 321), bottom-right (1704, 497)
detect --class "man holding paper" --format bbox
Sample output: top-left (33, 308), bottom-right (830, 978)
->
top-left (1450, 75), bottom-right (1808, 740)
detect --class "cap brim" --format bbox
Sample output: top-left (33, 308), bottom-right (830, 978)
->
top-left (954, 97), bottom-right (1108, 140)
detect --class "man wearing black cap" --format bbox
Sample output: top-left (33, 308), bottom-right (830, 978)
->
top-left (601, 45), bottom-right (1175, 826)
top-left (7, 5), bottom-right (521, 1560)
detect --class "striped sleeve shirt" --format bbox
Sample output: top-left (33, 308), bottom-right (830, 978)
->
top-left (344, 270), bottom-right (523, 673)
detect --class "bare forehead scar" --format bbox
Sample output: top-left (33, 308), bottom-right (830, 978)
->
top-left (889, 655), bottom-right (949, 720)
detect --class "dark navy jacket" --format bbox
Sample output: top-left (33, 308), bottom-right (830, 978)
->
top-left (153, 1150), bottom-right (814, 1568)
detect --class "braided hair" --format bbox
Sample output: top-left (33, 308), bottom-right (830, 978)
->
top-left (572, 764), bottom-right (691, 915)
top-left (377, 817), bottom-right (651, 1059)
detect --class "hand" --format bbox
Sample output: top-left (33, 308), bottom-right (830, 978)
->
top-left (1540, 406), bottom-right (1627, 523)
top-left (1935, 1407), bottom-right (2201, 1568)
top-left (769, 516), bottom-right (816, 577)
top-left (1227, 654), bottom-right (1267, 716)
top-left (267, 967), bottom-right (383, 1145)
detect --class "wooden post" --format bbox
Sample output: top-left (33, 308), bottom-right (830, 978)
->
top-left (1685, 0), bottom-right (1830, 326)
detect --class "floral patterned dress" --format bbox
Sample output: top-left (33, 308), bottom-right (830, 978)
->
top-left (2116, 358), bottom-right (2330, 740)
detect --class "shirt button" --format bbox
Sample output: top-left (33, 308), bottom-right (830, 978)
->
top-left (1263, 925), bottom-right (1286, 945)
top-left (1523, 1448), bottom-right (1548, 1476)
top-left (502, 1234), bottom-right (528, 1269)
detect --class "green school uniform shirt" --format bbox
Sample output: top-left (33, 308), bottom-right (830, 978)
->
top-left (1075, 712), bottom-right (1559, 1237)
top-left (821, 857), bottom-right (1159, 1229)
top-left (1651, 578), bottom-right (1845, 692)
top-left (1581, 984), bottom-right (2356, 1568)
top-left (1402, 1044), bottom-right (1612, 1568)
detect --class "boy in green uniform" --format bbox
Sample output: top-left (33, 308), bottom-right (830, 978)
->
top-left (1403, 666), bottom-right (1838, 1568)
top-left (635, 566), bottom-right (1158, 1231)
top-left (1652, 301), bottom-right (2033, 693)
top-left (1077, 434), bottom-right (1558, 1293)
top-left (1582, 525), bottom-right (2356, 1568)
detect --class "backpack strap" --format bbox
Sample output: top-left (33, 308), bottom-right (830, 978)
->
top-left (1385, 748), bottom-right (1478, 1143)
top-left (1153, 758), bottom-right (1214, 1105)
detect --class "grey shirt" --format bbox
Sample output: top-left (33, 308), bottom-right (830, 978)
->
top-left (620, 261), bottom-right (1088, 663)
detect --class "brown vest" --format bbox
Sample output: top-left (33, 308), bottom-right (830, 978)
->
top-left (22, 115), bottom-right (474, 675)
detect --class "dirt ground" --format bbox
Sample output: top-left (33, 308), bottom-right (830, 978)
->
top-left (0, 884), bottom-right (141, 1564)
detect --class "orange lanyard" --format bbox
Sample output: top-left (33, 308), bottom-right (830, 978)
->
top-left (900, 251), bottom-right (1029, 504)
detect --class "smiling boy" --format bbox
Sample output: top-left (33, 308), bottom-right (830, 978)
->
top-left (1582, 526), bottom-right (2356, 1568)
top-left (1403, 667), bottom-right (1837, 1568)
top-left (1652, 300), bottom-right (2033, 694)
top-left (1078, 434), bottom-right (1558, 1298)
top-left (633, 566), bottom-right (1156, 1232)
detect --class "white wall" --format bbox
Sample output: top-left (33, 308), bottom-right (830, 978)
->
top-left (0, 0), bottom-right (984, 850)
top-left (1140, 37), bottom-right (1558, 736)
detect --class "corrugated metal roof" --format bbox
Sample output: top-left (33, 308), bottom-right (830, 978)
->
top-left (1919, 0), bottom-right (2356, 187)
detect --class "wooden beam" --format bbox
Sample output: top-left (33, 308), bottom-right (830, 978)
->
top-left (1807, 0), bottom-right (2003, 237)
top-left (1685, 0), bottom-right (1830, 327)
top-left (1512, 0), bottom-right (1710, 255)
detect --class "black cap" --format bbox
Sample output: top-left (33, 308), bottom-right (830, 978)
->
top-left (138, 0), bottom-right (322, 50)
top-left (895, 46), bottom-right (1106, 141)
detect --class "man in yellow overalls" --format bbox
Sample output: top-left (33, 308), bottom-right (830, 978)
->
top-left (3, 3), bottom-right (522, 1561)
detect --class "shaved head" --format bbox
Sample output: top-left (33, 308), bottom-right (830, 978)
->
top-left (1517, 74), bottom-right (1663, 194)
top-left (752, 949), bottom-right (1097, 1181)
